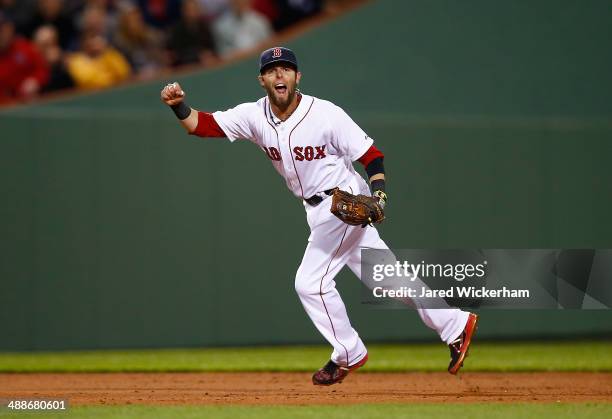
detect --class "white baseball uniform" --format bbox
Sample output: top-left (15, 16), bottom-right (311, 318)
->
top-left (212, 93), bottom-right (469, 367)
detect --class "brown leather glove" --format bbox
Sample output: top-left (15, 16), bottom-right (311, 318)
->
top-left (330, 188), bottom-right (386, 228)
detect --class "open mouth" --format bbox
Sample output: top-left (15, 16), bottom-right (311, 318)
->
top-left (274, 83), bottom-right (287, 94)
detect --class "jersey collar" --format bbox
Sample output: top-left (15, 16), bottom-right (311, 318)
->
top-left (267, 92), bottom-right (306, 126)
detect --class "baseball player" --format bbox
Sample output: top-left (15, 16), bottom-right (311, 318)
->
top-left (160, 47), bottom-right (478, 385)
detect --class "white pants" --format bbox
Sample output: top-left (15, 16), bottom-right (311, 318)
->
top-left (296, 179), bottom-right (469, 367)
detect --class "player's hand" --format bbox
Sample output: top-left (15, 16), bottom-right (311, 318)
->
top-left (161, 82), bottom-right (185, 106)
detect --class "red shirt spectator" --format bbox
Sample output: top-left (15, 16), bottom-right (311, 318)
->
top-left (0, 13), bottom-right (49, 105)
top-left (251, 0), bottom-right (278, 24)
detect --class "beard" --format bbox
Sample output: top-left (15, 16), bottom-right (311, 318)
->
top-left (267, 84), bottom-right (297, 110)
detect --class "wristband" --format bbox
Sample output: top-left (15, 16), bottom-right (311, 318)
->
top-left (171, 102), bottom-right (191, 120)
top-left (371, 179), bottom-right (385, 193)
top-left (365, 157), bottom-right (385, 179)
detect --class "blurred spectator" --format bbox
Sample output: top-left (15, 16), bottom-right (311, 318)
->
top-left (19, 0), bottom-right (77, 50)
top-left (1, 0), bottom-right (350, 104)
top-left (166, 0), bottom-right (216, 67)
top-left (274, 0), bottom-right (323, 31)
top-left (62, 0), bottom-right (86, 13)
top-left (0, 0), bottom-right (22, 11)
top-left (83, 0), bottom-right (119, 11)
top-left (213, 0), bottom-right (272, 57)
top-left (251, 0), bottom-right (278, 25)
top-left (78, 3), bottom-right (115, 41)
top-left (137, 0), bottom-right (180, 29)
top-left (33, 24), bottom-right (74, 92)
top-left (66, 31), bottom-right (130, 89)
top-left (195, 0), bottom-right (229, 20)
top-left (0, 12), bottom-right (49, 104)
top-left (114, 2), bottom-right (167, 79)
top-left (0, 0), bottom-right (36, 28)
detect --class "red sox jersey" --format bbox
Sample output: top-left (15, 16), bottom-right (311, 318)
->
top-left (212, 94), bottom-right (374, 199)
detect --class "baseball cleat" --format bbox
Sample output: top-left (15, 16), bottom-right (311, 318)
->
top-left (312, 353), bottom-right (368, 386)
top-left (448, 313), bottom-right (479, 375)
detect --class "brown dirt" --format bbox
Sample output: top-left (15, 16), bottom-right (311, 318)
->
top-left (0, 372), bottom-right (611, 405)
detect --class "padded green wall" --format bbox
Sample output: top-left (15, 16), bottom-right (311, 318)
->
top-left (1, 0), bottom-right (611, 350)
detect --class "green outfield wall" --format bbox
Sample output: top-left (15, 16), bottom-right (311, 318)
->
top-left (1, 0), bottom-right (611, 350)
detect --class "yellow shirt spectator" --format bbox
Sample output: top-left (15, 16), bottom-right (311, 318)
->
top-left (67, 34), bottom-right (131, 90)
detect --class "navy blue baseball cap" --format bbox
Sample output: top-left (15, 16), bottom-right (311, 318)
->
top-left (259, 47), bottom-right (298, 74)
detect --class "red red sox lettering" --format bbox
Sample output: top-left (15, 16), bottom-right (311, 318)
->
top-left (294, 145), bottom-right (326, 161)
top-left (263, 146), bottom-right (281, 161)
top-left (263, 145), bottom-right (327, 162)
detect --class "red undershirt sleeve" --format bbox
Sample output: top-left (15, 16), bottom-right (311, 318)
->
top-left (358, 145), bottom-right (384, 167)
top-left (189, 111), bottom-right (227, 138)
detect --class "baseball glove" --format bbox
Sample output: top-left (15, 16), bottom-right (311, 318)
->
top-left (330, 188), bottom-right (385, 227)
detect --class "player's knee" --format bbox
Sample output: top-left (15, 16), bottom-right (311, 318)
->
top-left (294, 273), bottom-right (317, 297)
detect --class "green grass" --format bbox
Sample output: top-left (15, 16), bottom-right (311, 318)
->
top-left (1, 404), bottom-right (611, 419)
top-left (0, 341), bottom-right (611, 372)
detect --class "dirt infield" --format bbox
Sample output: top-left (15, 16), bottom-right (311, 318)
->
top-left (1, 372), bottom-right (610, 405)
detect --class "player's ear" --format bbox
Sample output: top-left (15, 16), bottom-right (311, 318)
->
top-left (257, 75), bottom-right (264, 88)
top-left (296, 71), bottom-right (302, 85)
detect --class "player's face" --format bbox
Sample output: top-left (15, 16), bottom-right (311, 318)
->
top-left (258, 65), bottom-right (301, 109)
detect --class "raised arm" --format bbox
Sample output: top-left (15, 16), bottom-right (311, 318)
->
top-left (160, 82), bottom-right (198, 133)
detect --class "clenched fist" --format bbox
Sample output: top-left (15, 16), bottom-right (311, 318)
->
top-left (161, 82), bottom-right (185, 106)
